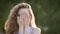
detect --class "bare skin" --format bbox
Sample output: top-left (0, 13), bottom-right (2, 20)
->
top-left (17, 8), bottom-right (31, 34)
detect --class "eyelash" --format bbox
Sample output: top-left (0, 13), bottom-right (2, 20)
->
top-left (15, 14), bottom-right (20, 16)
top-left (17, 14), bottom-right (20, 16)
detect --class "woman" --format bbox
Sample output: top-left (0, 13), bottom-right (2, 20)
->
top-left (4, 3), bottom-right (41, 34)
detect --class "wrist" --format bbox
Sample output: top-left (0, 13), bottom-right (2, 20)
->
top-left (19, 25), bottom-right (23, 27)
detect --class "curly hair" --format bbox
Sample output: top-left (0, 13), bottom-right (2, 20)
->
top-left (4, 3), bottom-right (37, 34)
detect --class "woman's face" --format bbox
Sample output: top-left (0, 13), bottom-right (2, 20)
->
top-left (17, 8), bottom-right (31, 25)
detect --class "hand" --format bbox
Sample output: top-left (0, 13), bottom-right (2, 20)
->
top-left (24, 16), bottom-right (30, 26)
top-left (17, 16), bottom-right (24, 27)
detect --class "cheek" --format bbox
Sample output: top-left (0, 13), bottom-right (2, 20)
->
top-left (25, 15), bottom-right (31, 22)
top-left (23, 15), bottom-right (31, 22)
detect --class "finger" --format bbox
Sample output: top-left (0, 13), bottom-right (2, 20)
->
top-left (17, 16), bottom-right (24, 23)
top-left (17, 16), bottom-right (20, 20)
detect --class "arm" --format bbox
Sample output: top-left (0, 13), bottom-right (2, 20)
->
top-left (19, 26), bottom-right (24, 34)
top-left (17, 17), bottom-right (24, 34)
top-left (24, 25), bottom-right (30, 34)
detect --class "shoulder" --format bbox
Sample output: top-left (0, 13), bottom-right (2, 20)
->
top-left (32, 27), bottom-right (41, 34)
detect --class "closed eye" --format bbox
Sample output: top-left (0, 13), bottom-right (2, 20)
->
top-left (17, 14), bottom-right (20, 16)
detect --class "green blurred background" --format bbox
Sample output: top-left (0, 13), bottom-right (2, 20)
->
top-left (0, 0), bottom-right (60, 34)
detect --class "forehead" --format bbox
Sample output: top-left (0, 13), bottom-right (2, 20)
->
top-left (18, 8), bottom-right (29, 14)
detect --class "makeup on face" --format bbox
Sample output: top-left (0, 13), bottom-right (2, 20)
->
top-left (17, 8), bottom-right (30, 23)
